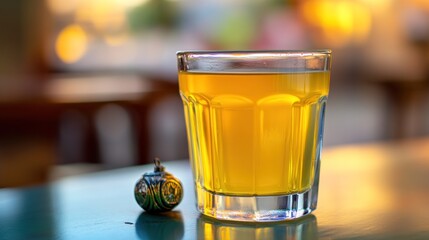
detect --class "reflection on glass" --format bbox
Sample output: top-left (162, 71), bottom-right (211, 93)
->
top-left (197, 214), bottom-right (318, 240)
top-left (135, 211), bottom-right (184, 240)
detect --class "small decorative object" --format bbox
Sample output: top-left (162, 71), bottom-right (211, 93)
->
top-left (134, 158), bottom-right (183, 212)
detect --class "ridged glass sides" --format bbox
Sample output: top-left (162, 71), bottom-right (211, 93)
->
top-left (195, 159), bottom-right (321, 222)
top-left (179, 69), bottom-right (329, 221)
top-left (178, 50), bottom-right (331, 222)
top-left (181, 89), bottom-right (327, 221)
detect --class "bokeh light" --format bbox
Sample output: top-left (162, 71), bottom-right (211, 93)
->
top-left (300, 0), bottom-right (372, 47)
top-left (55, 24), bottom-right (88, 63)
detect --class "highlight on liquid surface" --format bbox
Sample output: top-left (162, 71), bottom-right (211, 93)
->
top-left (179, 71), bottom-right (330, 196)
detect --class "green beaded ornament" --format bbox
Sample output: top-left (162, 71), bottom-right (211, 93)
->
top-left (134, 158), bottom-right (183, 212)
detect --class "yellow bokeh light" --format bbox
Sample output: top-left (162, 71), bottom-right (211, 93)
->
top-left (47, 0), bottom-right (146, 15)
top-left (337, 2), bottom-right (354, 35)
top-left (55, 24), bottom-right (88, 63)
top-left (300, 0), bottom-right (372, 47)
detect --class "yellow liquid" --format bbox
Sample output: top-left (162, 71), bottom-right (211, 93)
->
top-left (179, 71), bottom-right (330, 196)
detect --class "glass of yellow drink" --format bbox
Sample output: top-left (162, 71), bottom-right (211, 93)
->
top-left (177, 50), bottom-right (331, 222)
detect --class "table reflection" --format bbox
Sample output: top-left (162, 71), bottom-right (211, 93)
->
top-left (197, 214), bottom-right (318, 240)
top-left (318, 140), bottom-right (429, 237)
top-left (135, 211), bottom-right (184, 240)
top-left (0, 186), bottom-right (56, 239)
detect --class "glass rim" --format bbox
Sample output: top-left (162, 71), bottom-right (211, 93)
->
top-left (177, 49), bottom-right (332, 58)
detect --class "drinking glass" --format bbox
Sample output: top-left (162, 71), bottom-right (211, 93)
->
top-left (177, 50), bottom-right (331, 222)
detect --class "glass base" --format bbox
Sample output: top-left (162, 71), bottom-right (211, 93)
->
top-left (195, 163), bottom-right (320, 222)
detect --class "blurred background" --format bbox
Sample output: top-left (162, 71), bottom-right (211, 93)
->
top-left (1, 0), bottom-right (429, 187)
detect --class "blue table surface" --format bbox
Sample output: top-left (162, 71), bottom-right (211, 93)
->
top-left (1, 139), bottom-right (429, 240)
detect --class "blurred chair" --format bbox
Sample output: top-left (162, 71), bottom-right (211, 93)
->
top-left (362, 2), bottom-right (429, 139)
top-left (0, 73), bottom-right (185, 187)
top-left (45, 73), bottom-right (184, 166)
